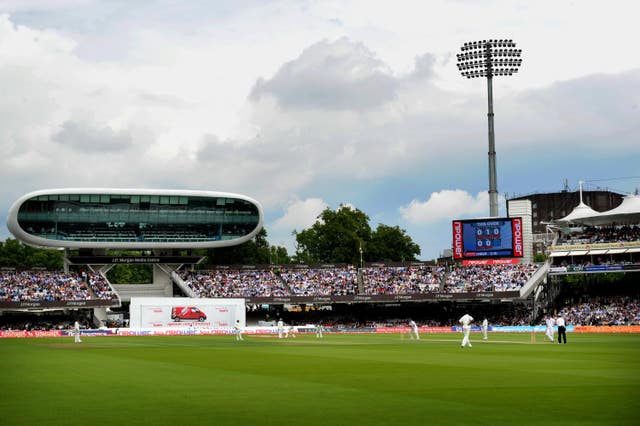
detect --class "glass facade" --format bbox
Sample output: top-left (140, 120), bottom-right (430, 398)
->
top-left (16, 193), bottom-right (260, 243)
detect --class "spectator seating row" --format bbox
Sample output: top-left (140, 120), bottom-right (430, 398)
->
top-left (279, 267), bottom-right (358, 296)
top-left (0, 271), bottom-right (118, 302)
top-left (182, 270), bottom-right (289, 298)
top-left (443, 263), bottom-right (538, 293)
top-left (180, 263), bottom-right (537, 298)
top-left (361, 266), bottom-right (444, 295)
top-left (558, 296), bottom-right (640, 326)
top-left (559, 225), bottom-right (640, 245)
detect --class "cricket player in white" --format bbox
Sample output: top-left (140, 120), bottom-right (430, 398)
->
top-left (316, 323), bottom-right (324, 339)
top-left (277, 319), bottom-right (284, 339)
top-left (73, 321), bottom-right (82, 343)
top-left (285, 325), bottom-right (296, 338)
top-left (545, 316), bottom-right (555, 342)
top-left (234, 320), bottom-right (244, 341)
top-left (459, 314), bottom-right (473, 348)
top-left (409, 320), bottom-right (420, 340)
top-left (481, 318), bottom-right (488, 340)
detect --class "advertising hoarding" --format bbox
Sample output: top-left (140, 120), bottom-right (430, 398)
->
top-left (129, 297), bottom-right (245, 330)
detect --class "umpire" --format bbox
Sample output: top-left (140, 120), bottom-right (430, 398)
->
top-left (556, 315), bottom-right (567, 344)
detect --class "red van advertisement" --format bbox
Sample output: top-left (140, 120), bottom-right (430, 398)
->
top-left (171, 306), bottom-right (207, 322)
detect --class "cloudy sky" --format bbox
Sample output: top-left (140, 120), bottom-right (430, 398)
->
top-left (1, 0), bottom-right (639, 259)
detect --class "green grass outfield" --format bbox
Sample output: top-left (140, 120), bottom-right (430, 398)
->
top-left (1, 332), bottom-right (638, 425)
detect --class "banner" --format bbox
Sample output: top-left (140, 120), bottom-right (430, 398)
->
top-left (452, 221), bottom-right (463, 260)
top-left (573, 325), bottom-right (640, 333)
top-left (550, 241), bottom-right (640, 251)
top-left (3, 325), bottom-right (640, 339)
top-left (512, 217), bottom-right (524, 257)
top-left (0, 299), bottom-right (119, 309)
top-left (462, 259), bottom-right (520, 266)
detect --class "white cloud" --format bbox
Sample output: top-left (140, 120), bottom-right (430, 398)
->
top-left (250, 37), bottom-right (397, 110)
top-left (270, 198), bottom-right (328, 233)
top-left (267, 198), bottom-right (328, 254)
top-left (399, 190), bottom-right (490, 224)
top-left (53, 121), bottom-right (133, 152)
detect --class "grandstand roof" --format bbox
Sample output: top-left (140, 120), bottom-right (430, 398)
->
top-left (588, 195), bottom-right (640, 225)
top-left (555, 201), bottom-right (600, 223)
top-left (555, 195), bottom-right (640, 226)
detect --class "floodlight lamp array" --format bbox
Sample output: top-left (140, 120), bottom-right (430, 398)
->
top-left (456, 39), bottom-right (522, 79)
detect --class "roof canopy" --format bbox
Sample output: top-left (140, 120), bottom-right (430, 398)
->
top-left (554, 195), bottom-right (640, 226)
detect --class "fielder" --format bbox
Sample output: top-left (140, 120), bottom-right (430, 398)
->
top-left (409, 319), bottom-right (420, 340)
top-left (481, 318), bottom-right (488, 340)
top-left (316, 323), bottom-right (324, 339)
top-left (545, 316), bottom-right (555, 342)
top-left (459, 313), bottom-right (474, 348)
top-left (285, 325), bottom-right (296, 338)
top-left (73, 321), bottom-right (82, 343)
top-left (277, 318), bottom-right (284, 339)
top-left (234, 320), bottom-right (244, 341)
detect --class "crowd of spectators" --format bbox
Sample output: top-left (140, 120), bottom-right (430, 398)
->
top-left (270, 301), bottom-right (535, 328)
top-left (560, 225), bottom-right (640, 245)
top-left (0, 271), bottom-right (117, 302)
top-left (279, 267), bottom-right (358, 296)
top-left (0, 314), bottom-right (92, 331)
top-left (443, 263), bottom-right (538, 293)
top-left (361, 266), bottom-right (444, 295)
top-left (182, 264), bottom-right (539, 297)
top-left (85, 272), bottom-right (119, 300)
top-left (181, 269), bottom-right (288, 298)
top-left (558, 296), bottom-right (640, 326)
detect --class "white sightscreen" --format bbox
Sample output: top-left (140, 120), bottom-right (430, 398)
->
top-left (129, 297), bottom-right (245, 330)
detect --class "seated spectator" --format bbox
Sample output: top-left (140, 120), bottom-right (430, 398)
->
top-left (181, 269), bottom-right (288, 298)
top-left (279, 267), bottom-right (358, 296)
top-left (558, 296), bottom-right (640, 326)
top-left (443, 263), bottom-right (538, 293)
top-left (559, 225), bottom-right (640, 245)
top-left (0, 270), bottom-right (119, 302)
top-left (362, 266), bottom-right (443, 295)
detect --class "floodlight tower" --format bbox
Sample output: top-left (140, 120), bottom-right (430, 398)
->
top-left (457, 39), bottom-right (522, 217)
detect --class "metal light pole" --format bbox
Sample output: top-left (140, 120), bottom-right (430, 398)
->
top-left (457, 39), bottom-right (522, 217)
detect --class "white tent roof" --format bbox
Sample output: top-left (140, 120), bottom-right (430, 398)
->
top-left (586, 195), bottom-right (640, 225)
top-left (553, 195), bottom-right (640, 226)
top-left (555, 201), bottom-right (601, 224)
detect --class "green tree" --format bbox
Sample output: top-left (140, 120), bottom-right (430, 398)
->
top-left (0, 238), bottom-right (63, 268)
top-left (106, 264), bottom-right (153, 284)
top-left (367, 224), bottom-right (421, 262)
top-left (269, 245), bottom-right (290, 265)
top-left (294, 205), bottom-right (372, 264)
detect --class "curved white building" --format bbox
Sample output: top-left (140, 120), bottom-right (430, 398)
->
top-left (7, 188), bottom-right (264, 249)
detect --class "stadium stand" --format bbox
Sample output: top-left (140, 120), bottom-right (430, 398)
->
top-left (0, 271), bottom-right (117, 302)
top-left (181, 269), bottom-right (289, 298)
top-left (557, 296), bottom-right (640, 326)
top-left (180, 263), bottom-right (539, 297)
top-left (279, 266), bottom-right (358, 296)
top-left (443, 263), bottom-right (539, 293)
top-left (361, 265), bottom-right (444, 295)
top-left (556, 225), bottom-right (640, 245)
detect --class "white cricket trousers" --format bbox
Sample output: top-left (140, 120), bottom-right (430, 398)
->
top-left (461, 325), bottom-right (472, 347)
